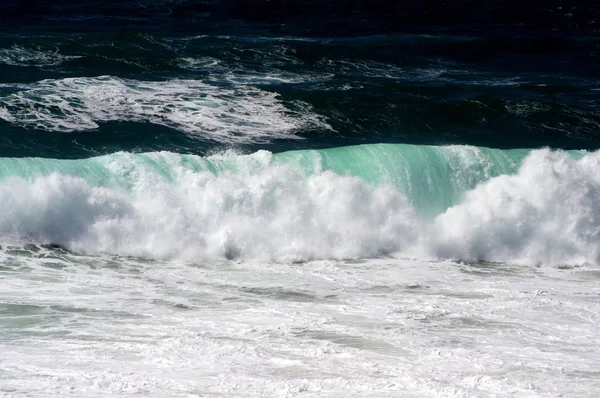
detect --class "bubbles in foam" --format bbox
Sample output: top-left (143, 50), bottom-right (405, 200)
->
top-left (0, 76), bottom-right (330, 143)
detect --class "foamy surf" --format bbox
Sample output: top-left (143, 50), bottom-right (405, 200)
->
top-left (1, 249), bottom-right (598, 397)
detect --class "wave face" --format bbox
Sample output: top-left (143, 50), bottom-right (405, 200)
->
top-left (0, 144), bottom-right (595, 265)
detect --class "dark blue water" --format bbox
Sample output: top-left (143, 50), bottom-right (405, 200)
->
top-left (1, 0), bottom-right (599, 158)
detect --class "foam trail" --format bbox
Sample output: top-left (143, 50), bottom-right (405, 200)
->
top-left (0, 145), bottom-right (596, 265)
top-left (0, 76), bottom-right (329, 143)
top-left (0, 45), bottom-right (81, 67)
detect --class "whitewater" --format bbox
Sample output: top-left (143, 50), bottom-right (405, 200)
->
top-left (1, 239), bottom-right (599, 396)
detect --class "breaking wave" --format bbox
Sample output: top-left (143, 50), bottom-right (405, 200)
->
top-left (0, 144), bottom-right (596, 266)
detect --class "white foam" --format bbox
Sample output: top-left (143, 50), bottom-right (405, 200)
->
top-left (219, 70), bottom-right (333, 85)
top-left (0, 76), bottom-right (330, 142)
top-left (0, 148), bottom-right (598, 266)
top-left (505, 100), bottom-right (552, 116)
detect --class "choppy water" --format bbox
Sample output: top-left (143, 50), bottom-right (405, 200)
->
top-left (1, 1), bottom-right (600, 396)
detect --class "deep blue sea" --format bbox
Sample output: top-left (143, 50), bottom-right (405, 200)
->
top-left (1, 1), bottom-right (600, 396)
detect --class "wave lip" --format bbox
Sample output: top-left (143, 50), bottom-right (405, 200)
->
top-left (0, 76), bottom-right (330, 142)
top-left (0, 145), bottom-right (596, 266)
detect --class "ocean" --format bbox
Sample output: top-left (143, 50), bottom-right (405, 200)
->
top-left (1, 1), bottom-right (600, 396)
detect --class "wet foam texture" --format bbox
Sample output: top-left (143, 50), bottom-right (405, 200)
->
top-left (0, 76), bottom-right (328, 143)
top-left (0, 145), bottom-right (597, 265)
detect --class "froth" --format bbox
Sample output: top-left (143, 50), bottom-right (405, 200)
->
top-left (0, 76), bottom-right (329, 142)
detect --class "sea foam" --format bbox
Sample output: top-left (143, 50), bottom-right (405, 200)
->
top-left (0, 76), bottom-right (329, 143)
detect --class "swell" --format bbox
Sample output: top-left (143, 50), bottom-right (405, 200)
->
top-left (0, 144), bottom-right (596, 266)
